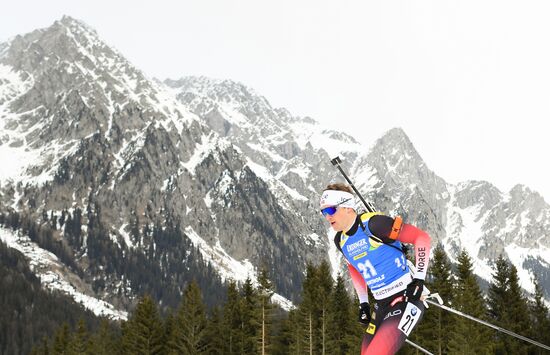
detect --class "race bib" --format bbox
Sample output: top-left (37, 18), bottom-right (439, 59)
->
top-left (398, 303), bottom-right (422, 336)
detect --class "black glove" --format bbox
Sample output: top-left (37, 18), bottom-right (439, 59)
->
top-left (358, 302), bottom-right (371, 325)
top-left (405, 278), bottom-right (424, 302)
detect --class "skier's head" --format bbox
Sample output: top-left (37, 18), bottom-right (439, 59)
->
top-left (320, 183), bottom-right (357, 232)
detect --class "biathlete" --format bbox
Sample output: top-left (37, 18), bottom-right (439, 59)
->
top-left (320, 183), bottom-right (431, 355)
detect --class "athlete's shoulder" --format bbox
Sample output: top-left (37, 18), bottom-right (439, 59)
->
top-left (365, 213), bottom-right (403, 242)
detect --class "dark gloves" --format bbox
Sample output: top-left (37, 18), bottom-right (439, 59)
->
top-left (358, 302), bottom-right (371, 325)
top-left (405, 278), bottom-right (424, 302)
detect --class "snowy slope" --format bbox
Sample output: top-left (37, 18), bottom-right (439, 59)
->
top-left (0, 227), bottom-right (127, 320)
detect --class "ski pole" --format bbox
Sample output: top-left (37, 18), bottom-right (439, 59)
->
top-left (405, 339), bottom-right (434, 355)
top-left (425, 299), bottom-right (550, 351)
top-left (330, 156), bottom-right (376, 213)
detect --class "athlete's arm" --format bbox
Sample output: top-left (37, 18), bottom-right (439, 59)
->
top-left (368, 215), bottom-right (431, 280)
top-left (347, 262), bottom-right (369, 303)
top-left (397, 224), bottom-right (431, 280)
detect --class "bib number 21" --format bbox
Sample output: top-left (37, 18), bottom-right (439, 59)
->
top-left (398, 303), bottom-right (422, 336)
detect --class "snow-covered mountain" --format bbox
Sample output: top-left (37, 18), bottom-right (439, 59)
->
top-left (165, 77), bottom-right (550, 297)
top-left (350, 129), bottom-right (550, 294)
top-left (0, 16), bottom-right (549, 318)
top-left (0, 16), bottom-right (326, 316)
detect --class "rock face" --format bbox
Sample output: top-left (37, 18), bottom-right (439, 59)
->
top-left (1, 17), bottom-right (549, 315)
top-left (0, 16), bottom-right (328, 309)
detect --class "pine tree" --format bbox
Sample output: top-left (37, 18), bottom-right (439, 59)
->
top-left (163, 312), bottom-right (177, 355)
top-left (67, 319), bottom-right (89, 354)
top-left (241, 277), bottom-right (261, 354)
top-left (171, 280), bottom-right (208, 354)
top-left (488, 255), bottom-right (525, 354)
top-left (270, 310), bottom-right (294, 355)
top-left (505, 264), bottom-right (532, 353)
top-left (121, 295), bottom-right (164, 354)
top-left (204, 306), bottom-right (228, 355)
top-left (413, 244), bottom-right (455, 355)
top-left (299, 263), bottom-right (319, 355)
top-left (326, 274), bottom-right (357, 355)
top-left (257, 267), bottom-right (275, 355)
top-left (289, 262), bottom-right (335, 354)
top-left (488, 255), bottom-right (508, 325)
top-left (287, 308), bottom-right (304, 355)
top-left (447, 249), bottom-right (492, 354)
top-left (89, 319), bottom-right (120, 355)
top-left (317, 260), bottom-right (334, 355)
top-left (31, 337), bottom-right (50, 355)
top-left (52, 323), bottom-right (70, 355)
top-left (223, 281), bottom-right (244, 355)
top-left (488, 256), bottom-right (531, 354)
top-left (529, 276), bottom-right (550, 353)
top-left (279, 263), bottom-right (319, 354)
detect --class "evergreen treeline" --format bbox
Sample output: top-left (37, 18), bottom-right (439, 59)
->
top-left (0, 239), bottom-right (102, 355)
top-left (408, 245), bottom-right (550, 355)
top-left (31, 251), bottom-right (550, 355)
top-left (30, 261), bottom-right (364, 355)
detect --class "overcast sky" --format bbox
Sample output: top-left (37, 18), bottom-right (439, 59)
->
top-left (2, 0), bottom-right (550, 202)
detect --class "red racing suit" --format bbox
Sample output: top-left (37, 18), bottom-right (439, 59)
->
top-left (334, 212), bottom-right (431, 355)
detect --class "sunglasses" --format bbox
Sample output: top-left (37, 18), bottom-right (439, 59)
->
top-left (321, 198), bottom-right (352, 217)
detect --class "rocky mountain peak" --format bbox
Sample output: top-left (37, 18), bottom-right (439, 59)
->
top-left (165, 76), bottom-right (270, 110)
top-left (1, 16), bottom-right (198, 148)
top-left (354, 127), bottom-right (447, 198)
top-left (300, 116), bottom-right (318, 125)
top-left (2, 15), bottom-right (161, 102)
top-left (165, 76), bottom-right (285, 132)
top-left (2, 16), bottom-right (105, 74)
top-left (0, 16), bottom-right (202, 192)
top-left (508, 184), bottom-right (547, 209)
top-left (501, 185), bottom-right (550, 247)
top-left (58, 15), bottom-right (98, 35)
top-left (369, 127), bottom-right (422, 166)
top-left (321, 129), bottom-right (359, 146)
top-left (454, 180), bottom-right (503, 210)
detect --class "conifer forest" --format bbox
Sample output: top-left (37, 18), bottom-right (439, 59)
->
top-left (2, 227), bottom-right (550, 355)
